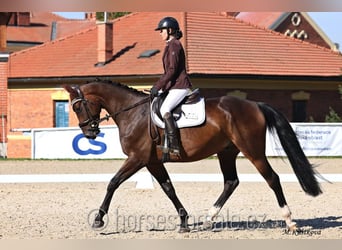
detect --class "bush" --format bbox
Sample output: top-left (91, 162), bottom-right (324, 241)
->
top-left (325, 107), bottom-right (342, 122)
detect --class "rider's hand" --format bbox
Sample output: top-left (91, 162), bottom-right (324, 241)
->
top-left (150, 86), bottom-right (159, 99)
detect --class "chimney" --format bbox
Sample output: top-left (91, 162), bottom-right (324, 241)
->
top-left (96, 22), bottom-right (113, 66)
top-left (0, 12), bottom-right (12, 52)
top-left (0, 24), bottom-right (6, 52)
top-left (85, 12), bottom-right (97, 21)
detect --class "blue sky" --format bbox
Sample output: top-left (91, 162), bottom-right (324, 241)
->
top-left (308, 12), bottom-right (341, 49)
top-left (54, 12), bottom-right (342, 49)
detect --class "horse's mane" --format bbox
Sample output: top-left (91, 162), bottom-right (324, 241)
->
top-left (85, 78), bottom-right (148, 97)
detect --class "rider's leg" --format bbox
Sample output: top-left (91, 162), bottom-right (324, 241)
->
top-left (160, 89), bottom-right (190, 154)
top-left (163, 112), bottom-right (180, 154)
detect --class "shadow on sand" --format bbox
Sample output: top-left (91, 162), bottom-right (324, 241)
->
top-left (99, 216), bottom-right (341, 235)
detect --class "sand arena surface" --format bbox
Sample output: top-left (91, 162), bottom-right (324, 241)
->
top-left (0, 158), bottom-right (341, 239)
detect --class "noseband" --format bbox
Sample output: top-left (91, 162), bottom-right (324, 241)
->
top-left (70, 86), bottom-right (110, 132)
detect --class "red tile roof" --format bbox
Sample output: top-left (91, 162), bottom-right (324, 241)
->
top-left (186, 12), bottom-right (342, 76)
top-left (235, 12), bottom-right (283, 28)
top-left (8, 12), bottom-right (342, 79)
top-left (7, 12), bottom-right (95, 43)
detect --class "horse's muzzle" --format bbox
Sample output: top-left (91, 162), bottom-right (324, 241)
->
top-left (80, 119), bottom-right (100, 139)
top-left (85, 133), bottom-right (98, 140)
top-left (84, 127), bottom-right (100, 140)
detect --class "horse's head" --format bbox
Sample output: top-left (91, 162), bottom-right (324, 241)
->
top-left (64, 85), bottom-right (102, 139)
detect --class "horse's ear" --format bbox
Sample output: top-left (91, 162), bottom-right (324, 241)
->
top-left (63, 84), bottom-right (76, 95)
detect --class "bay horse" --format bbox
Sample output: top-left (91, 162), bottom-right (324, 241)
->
top-left (64, 80), bottom-right (322, 232)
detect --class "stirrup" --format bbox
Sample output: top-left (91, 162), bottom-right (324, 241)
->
top-left (160, 135), bottom-right (180, 162)
top-left (161, 135), bottom-right (170, 162)
top-left (169, 148), bottom-right (180, 156)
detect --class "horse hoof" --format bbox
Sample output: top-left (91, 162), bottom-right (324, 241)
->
top-left (202, 220), bottom-right (214, 230)
top-left (287, 222), bottom-right (297, 232)
top-left (92, 220), bottom-right (105, 229)
top-left (179, 227), bottom-right (191, 233)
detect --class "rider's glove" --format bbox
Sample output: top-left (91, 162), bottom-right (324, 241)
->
top-left (150, 86), bottom-right (159, 99)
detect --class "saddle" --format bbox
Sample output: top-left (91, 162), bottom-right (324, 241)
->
top-left (151, 89), bottom-right (206, 129)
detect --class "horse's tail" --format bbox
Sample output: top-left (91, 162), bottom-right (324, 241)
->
top-left (257, 102), bottom-right (322, 197)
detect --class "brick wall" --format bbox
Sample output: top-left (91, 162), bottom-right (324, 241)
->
top-left (7, 88), bottom-right (73, 158)
top-left (9, 87), bottom-right (113, 129)
top-left (7, 134), bottom-right (31, 158)
top-left (276, 13), bottom-right (330, 49)
top-left (9, 89), bottom-right (56, 129)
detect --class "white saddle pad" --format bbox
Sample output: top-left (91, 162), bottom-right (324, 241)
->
top-left (151, 97), bottom-right (206, 129)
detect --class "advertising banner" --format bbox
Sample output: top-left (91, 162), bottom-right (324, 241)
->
top-left (266, 123), bottom-right (342, 157)
top-left (32, 126), bottom-right (126, 159)
top-left (32, 123), bottom-right (342, 159)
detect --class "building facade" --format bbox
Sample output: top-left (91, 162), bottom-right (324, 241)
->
top-left (2, 12), bottom-right (342, 158)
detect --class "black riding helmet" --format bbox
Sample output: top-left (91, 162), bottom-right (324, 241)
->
top-left (155, 16), bottom-right (183, 40)
top-left (155, 16), bottom-right (180, 31)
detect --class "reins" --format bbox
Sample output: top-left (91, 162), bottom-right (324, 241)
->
top-left (110, 96), bottom-right (151, 120)
top-left (110, 95), bottom-right (160, 143)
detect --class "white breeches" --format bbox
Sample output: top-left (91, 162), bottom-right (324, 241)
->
top-left (160, 88), bottom-right (191, 118)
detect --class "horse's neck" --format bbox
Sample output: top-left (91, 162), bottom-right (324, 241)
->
top-left (99, 84), bottom-right (146, 120)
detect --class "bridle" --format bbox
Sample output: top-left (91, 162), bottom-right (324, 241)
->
top-left (70, 87), bottom-right (107, 133)
top-left (70, 86), bottom-right (150, 131)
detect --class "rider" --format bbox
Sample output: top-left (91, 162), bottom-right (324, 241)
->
top-left (150, 16), bottom-right (192, 156)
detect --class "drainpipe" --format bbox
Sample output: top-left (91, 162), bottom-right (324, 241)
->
top-left (104, 12), bottom-right (107, 22)
top-left (0, 52), bottom-right (9, 158)
top-left (0, 114), bottom-right (6, 158)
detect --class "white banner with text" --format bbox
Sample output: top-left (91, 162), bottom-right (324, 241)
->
top-left (32, 123), bottom-right (342, 159)
top-left (266, 123), bottom-right (342, 157)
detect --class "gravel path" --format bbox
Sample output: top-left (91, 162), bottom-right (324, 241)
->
top-left (0, 158), bottom-right (341, 239)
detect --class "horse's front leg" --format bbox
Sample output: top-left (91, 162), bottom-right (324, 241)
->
top-left (92, 157), bottom-right (145, 229)
top-left (146, 163), bottom-right (190, 233)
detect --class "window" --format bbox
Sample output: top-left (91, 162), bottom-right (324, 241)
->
top-left (292, 100), bottom-right (307, 122)
top-left (54, 101), bottom-right (69, 127)
top-left (291, 91), bottom-right (310, 122)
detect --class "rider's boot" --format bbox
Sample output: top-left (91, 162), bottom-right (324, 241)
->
top-left (163, 112), bottom-right (181, 156)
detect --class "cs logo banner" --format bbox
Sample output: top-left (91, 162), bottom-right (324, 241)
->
top-left (72, 133), bottom-right (107, 155)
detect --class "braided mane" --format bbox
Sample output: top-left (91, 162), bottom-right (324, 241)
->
top-left (85, 78), bottom-right (148, 97)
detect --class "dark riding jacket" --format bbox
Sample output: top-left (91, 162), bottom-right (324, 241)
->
top-left (154, 38), bottom-right (192, 91)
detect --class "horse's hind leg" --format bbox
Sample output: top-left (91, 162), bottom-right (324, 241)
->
top-left (146, 163), bottom-right (190, 233)
top-left (249, 156), bottom-right (297, 230)
top-left (231, 114), bottom-right (297, 230)
top-left (205, 147), bottom-right (240, 228)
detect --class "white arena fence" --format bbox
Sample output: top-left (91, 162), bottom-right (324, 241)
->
top-left (31, 123), bottom-right (342, 159)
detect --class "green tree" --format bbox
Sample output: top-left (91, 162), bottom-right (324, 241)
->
top-left (324, 86), bottom-right (342, 122)
top-left (96, 12), bottom-right (130, 21)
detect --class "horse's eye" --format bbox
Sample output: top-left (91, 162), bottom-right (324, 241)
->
top-left (72, 103), bottom-right (82, 113)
